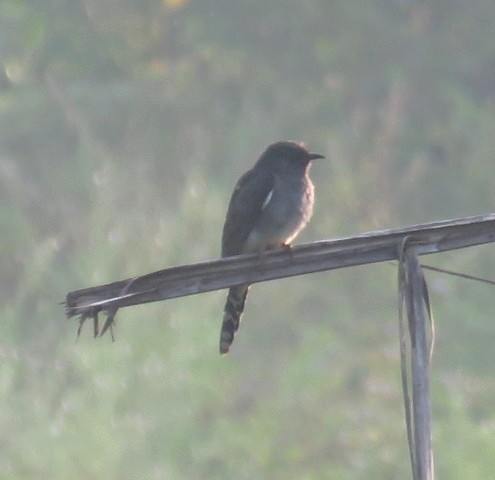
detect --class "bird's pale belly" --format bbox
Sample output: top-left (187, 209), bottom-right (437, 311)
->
top-left (243, 180), bottom-right (314, 253)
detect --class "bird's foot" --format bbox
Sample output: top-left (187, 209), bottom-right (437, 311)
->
top-left (282, 243), bottom-right (294, 262)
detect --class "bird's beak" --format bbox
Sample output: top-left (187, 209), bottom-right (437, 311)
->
top-left (308, 152), bottom-right (325, 160)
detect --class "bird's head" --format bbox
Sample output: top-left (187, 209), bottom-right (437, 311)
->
top-left (257, 141), bottom-right (324, 172)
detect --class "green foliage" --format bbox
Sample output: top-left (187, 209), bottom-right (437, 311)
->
top-left (1, 0), bottom-right (495, 477)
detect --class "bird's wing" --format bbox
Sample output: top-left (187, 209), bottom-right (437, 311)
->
top-left (221, 167), bottom-right (274, 257)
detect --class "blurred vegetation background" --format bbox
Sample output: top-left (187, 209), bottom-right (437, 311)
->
top-left (1, 0), bottom-right (495, 478)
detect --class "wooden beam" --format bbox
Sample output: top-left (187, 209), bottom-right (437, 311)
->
top-left (65, 213), bottom-right (495, 317)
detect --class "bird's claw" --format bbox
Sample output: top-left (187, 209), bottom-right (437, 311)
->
top-left (282, 243), bottom-right (294, 262)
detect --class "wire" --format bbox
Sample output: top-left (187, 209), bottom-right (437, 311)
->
top-left (420, 264), bottom-right (495, 286)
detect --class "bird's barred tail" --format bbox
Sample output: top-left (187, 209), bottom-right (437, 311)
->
top-left (219, 284), bottom-right (250, 354)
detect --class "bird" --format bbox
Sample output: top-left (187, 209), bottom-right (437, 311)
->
top-left (219, 141), bottom-right (324, 354)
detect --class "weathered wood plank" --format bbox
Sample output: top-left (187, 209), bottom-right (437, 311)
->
top-left (65, 213), bottom-right (495, 317)
top-left (399, 245), bottom-right (434, 480)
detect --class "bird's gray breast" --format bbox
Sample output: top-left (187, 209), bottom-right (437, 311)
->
top-left (243, 173), bottom-right (314, 252)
